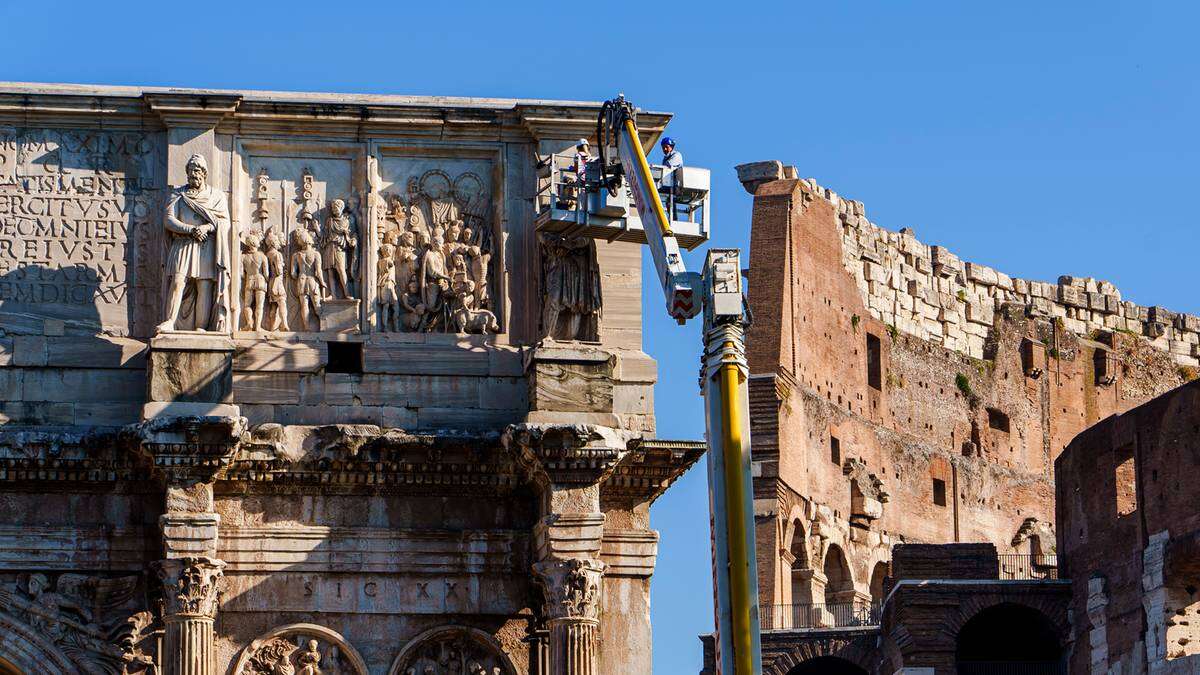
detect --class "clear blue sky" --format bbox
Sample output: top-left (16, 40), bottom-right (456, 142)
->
top-left (4, 1), bottom-right (1196, 672)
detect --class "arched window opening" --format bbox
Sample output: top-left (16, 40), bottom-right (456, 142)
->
top-left (869, 561), bottom-right (889, 604)
top-left (956, 603), bottom-right (1064, 675)
top-left (823, 545), bottom-right (854, 605)
top-left (787, 656), bottom-right (868, 675)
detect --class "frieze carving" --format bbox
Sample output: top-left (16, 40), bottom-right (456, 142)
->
top-left (539, 233), bottom-right (602, 342)
top-left (239, 166), bottom-right (362, 333)
top-left (533, 557), bottom-right (605, 622)
top-left (378, 170), bottom-right (496, 334)
top-left (0, 572), bottom-right (157, 674)
top-left (389, 626), bottom-right (514, 675)
top-left (234, 623), bottom-right (368, 675)
top-left (159, 154), bottom-right (232, 334)
top-left (153, 557), bottom-right (224, 618)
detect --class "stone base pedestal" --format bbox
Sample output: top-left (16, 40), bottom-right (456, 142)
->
top-left (318, 298), bottom-right (360, 333)
top-left (144, 333), bottom-right (237, 420)
top-left (525, 343), bottom-right (614, 416)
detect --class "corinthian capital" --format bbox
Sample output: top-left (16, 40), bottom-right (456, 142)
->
top-left (533, 557), bottom-right (606, 622)
top-left (153, 557), bottom-right (225, 619)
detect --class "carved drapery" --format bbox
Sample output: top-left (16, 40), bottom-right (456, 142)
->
top-left (538, 233), bottom-right (601, 342)
top-left (233, 623), bottom-right (368, 675)
top-left (377, 170), bottom-right (497, 335)
top-left (388, 626), bottom-right (516, 675)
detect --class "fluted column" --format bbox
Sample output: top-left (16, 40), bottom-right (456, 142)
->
top-left (534, 557), bottom-right (606, 675)
top-left (153, 557), bottom-right (225, 675)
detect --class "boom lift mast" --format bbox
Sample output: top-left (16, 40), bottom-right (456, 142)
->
top-left (595, 96), bottom-right (763, 675)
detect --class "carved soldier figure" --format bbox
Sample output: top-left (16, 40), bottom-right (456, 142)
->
top-left (158, 154), bottom-right (232, 333)
top-left (462, 225), bottom-right (490, 309)
top-left (394, 230), bottom-right (420, 297)
top-left (289, 228), bottom-right (325, 331)
top-left (319, 198), bottom-right (357, 299)
top-left (377, 243), bottom-right (400, 332)
top-left (240, 231), bottom-right (268, 332)
top-left (400, 278), bottom-right (426, 332)
top-left (264, 229), bottom-right (290, 331)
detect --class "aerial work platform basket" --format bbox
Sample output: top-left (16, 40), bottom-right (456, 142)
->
top-left (534, 150), bottom-right (710, 250)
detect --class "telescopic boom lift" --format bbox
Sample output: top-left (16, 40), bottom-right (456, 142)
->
top-left (536, 95), bottom-right (763, 675)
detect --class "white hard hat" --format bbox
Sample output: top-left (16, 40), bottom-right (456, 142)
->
top-left (577, 138), bottom-right (589, 147)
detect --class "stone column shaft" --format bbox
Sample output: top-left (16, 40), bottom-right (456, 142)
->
top-left (549, 618), bottom-right (599, 675)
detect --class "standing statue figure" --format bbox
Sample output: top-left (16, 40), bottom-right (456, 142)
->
top-left (420, 234), bottom-right (450, 329)
top-left (264, 229), bottom-right (290, 331)
top-left (158, 154), bottom-right (232, 333)
top-left (290, 228), bottom-right (325, 331)
top-left (461, 225), bottom-right (490, 309)
top-left (393, 230), bottom-right (420, 298)
top-left (377, 243), bottom-right (400, 332)
top-left (296, 639), bottom-right (323, 675)
top-left (319, 199), bottom-right (357, 299)
top-left (239, 232), bottom-right (269, 332)
top-left (540, 233), bottom-right (603, 341)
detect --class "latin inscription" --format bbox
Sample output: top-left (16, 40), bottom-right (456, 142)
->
top-left (0, 129), bottom-right (163, 334)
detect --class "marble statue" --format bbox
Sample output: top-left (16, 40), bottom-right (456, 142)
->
top-left (264, 229), bottom-right (290, 331)
top-left (377, 242), bottom-right (400, 332)
top-left (289, 228), bottom-right (325, 332)
top-left (158, 154), bottom-right (232, 333)
top-left (240, 231), bottom-right (269, 332)
top-left (540, 233), bottom-right (602, 341)
top-left (319, 199), bottom-right (357, 300)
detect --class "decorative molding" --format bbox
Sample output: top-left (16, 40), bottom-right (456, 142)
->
top-left (388, 625), bottom-right (517, 675)
top-left (153, 557), bottom-right (225, 619)
top-left (533, 557), bottom-right (605, 623)
top-left (143, 93), bottom-right (241, 129)
top-left (233, 622), bottom-right (368, 675)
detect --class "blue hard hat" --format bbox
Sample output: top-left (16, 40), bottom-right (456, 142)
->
top-left (660, 137), bottom-right (675, 147)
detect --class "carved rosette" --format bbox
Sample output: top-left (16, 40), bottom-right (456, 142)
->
top-left (533, 557), bottom-right (605, 623)
top-left (153, 557), bottom-right (224, 619)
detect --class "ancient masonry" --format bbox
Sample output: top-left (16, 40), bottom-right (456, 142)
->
top-left (708, 160), bottom-right (1197, 674)
top-left (823, 180), bottom-right (1200, 368)
top-left (0, 83), bottom-right (702, 675)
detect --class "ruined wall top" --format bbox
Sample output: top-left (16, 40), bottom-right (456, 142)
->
top-left (737, 160), bottom-right (1200, 368)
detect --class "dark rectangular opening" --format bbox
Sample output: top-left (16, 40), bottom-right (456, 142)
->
top-left (986, 408), bottom-right (1010, 433)
top-left (327, 341), bottom-right (364, 374)
top-left (831, 435), bottom-right (841, 465)
top-left (866, 333), bottom-right (882, 390)
top-left (1094, 348), bottom-right (1115, 386)
top-left (932, 478), bottom-right (947, 506)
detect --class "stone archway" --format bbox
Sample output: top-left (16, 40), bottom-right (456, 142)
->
top-left (955, 603), bottom-right (1064, 674)
top-left (0, 612), bottom-right (77, 675)
top-left (823, 544), bottom-right (854, 605)
top-left (787, 656), bottom-right (868, 675)
top-left (232, 623), bottom-right (369, 675)
top-left (388, 626), bottom-right (517, 675)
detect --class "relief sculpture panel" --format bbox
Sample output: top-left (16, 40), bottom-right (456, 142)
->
top-left (234, 623), bottom-right (368, 675)
top-left (0, 128), bottom-right (165, 337)
top-left (236, 154), bottom-right (362, 334)
top-left (375, 156), bottom-right (498, 335)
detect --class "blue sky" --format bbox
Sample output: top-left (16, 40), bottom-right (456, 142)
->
top-left (4, 1), bottom-right (1196, 672)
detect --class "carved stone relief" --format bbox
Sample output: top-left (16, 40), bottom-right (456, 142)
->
top-left (539, 233), bottom-right (601, 342)
top-left (153, 557), bottom-right (224, 618)
top-left (238, 157), bottom-right (360, 334)
top-left (376, 165), bottom-right (497, 335)
top-left (533, 557), bottom-right (605, 622)
top-left (158, 154), bottom-right (233, 334)
top-left (0, 127), bottom-right (165, 337)
top-left (234, 623), bottom-right (367, 675)
top-left (0, 571), bottom-right (157, 674)
top-left (388, 626), bottom-right (515, 675)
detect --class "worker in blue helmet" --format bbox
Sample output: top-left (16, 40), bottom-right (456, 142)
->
top-left (661, 137), bottom-right (683, 169)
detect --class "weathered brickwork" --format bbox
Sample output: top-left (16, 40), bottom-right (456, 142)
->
top-left (1057, 380), bottom-right (1200, 673)
top-left (722, 159), bottom-right (1196, 674)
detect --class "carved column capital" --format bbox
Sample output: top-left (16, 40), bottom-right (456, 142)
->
top-left (153, 557), bottom-right (225, 620)
top-left (533, 557), bottom-right (606, 623)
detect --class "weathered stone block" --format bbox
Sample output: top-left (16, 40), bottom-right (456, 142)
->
top-left (526, 346), bottom-right (615, 414)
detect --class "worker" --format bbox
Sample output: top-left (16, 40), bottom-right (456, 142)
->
top-left (661, 137), bottom-right (683, 169)
top-left (559, 138), bottom-right (591, 209)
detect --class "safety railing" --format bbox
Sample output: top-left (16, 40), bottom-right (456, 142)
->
top-left (998, 554), bottom-right (1059, 580)
top-left (760, 602), bottom-right (881, 631)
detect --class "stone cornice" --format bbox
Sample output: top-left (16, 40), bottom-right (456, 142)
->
top-left (602, 438), bottom-right (706, 508)
top-left (504, 423), bottom-right (626, 488)
top-left (143, 92), bottom-right (242, 128)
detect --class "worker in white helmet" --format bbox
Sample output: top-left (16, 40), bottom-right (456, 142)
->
top-left (560, 138), bottom-right (592, 209)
